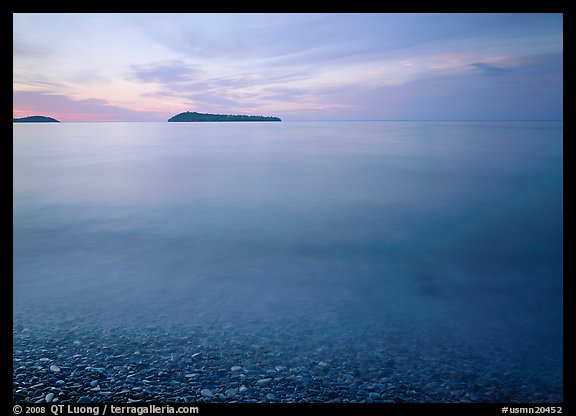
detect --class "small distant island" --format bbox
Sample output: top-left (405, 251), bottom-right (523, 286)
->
top-left (13, 116), bottom-right (60, 123)
top-left (168, 111), bottom-right (281, 122)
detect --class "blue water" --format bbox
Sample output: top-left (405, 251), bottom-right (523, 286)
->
top-left (13, 121), bottom-right (563, 401)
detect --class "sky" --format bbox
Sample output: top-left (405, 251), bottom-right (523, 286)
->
top-left (13, 13), bottom-right (563, 121)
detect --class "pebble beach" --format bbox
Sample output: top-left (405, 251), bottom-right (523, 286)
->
top-left (13, 312), bottom-right (562, 404)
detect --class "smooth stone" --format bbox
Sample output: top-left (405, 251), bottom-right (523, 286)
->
top-left (267, 393), bottom-right (276, 400)
top-left (369, 392), bottom-right (380, 399)
top-left (225, 388), bottom-right (238, 397)
top-left (231, 366), bottom-right (243, 372)
top-left (77, 397), bottom-right (91, 403)
top-left (318, 361), bottom-right (329, 368)
top-left (239, 386), bottom-right (248, 393)
top-left (257, 378), bottom-right (272, 386)
top-left (90, 381), bottom-right (99, 387)
top-left (45, 393), bottom-right (55, 402)
top-left (56, 380), bottom-right (65, 386)
top-left (201, 389), bottom-right (214, 398)
top-left (133, 392), bottom-right (145, 399)
top-left (49, 365), bottom-right (61, 372)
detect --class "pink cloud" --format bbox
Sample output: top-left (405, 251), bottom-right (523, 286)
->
top-left (13, 91), bottom-right (171, 122)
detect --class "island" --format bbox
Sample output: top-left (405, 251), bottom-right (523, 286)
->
top-left (168, 111), bottom-right (281, 122)
top-left (13, 116), bottom-right (60, 123)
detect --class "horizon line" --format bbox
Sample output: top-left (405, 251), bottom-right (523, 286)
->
top-left (12, 119), bottom-right (564, 123)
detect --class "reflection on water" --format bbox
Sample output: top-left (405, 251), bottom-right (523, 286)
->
top-left (13, 121), bottom-right (563, 399)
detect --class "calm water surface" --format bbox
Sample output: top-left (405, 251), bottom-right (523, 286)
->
top-left (13, 121), bottom-right (563, 398)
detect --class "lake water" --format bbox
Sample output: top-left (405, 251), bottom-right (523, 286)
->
top-left (13, 121), bottom-right (563, 402)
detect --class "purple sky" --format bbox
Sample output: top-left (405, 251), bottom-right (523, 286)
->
top-left (13, 13), bottom-right (563, 121)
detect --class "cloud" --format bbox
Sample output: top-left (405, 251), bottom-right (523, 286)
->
top-left (13, 38), bottom-right (50, 58)
top-left (13, 91), bottom-right (170, 122)
top-left (312, 54), bottom-right (562, 120)
top-left (469, 62), bottom-right (513, 76)
top-left (131, 60), bottom-right (203, 84)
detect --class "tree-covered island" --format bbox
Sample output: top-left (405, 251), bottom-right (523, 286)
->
top-left (13, 116), bottom-right (60, 122)
top-left (168, 111), bottom-right (281, 122)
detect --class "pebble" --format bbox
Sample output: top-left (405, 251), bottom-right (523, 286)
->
top-left (266, 393), bottom-right (276, 400)
top-left (239, 386), bottom-right (248, 394)
top-left (318, 361), bottom-right (329, 368)
top-left (201, 389), bottom-right (214, 398)
top-left (231, 366), bottom-right (243, 372)
top-left (369, 392), bottom-right (380, 399)
top-left (257, 378), bottom-right (272, 386)
top-left (45, 393), bottom-right (55, 402)
top-left (49, 365), bottom-right (61, 372)
top-left (225, 388), bottom-right (238, 397)
top-left (77, 397), bottom-right (91, 403)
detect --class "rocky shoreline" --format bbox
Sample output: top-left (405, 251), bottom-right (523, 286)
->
top-left (13, 316), bottom-right (562, 404)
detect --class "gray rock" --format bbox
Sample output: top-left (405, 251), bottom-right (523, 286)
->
top-left (239, 386), bottom-right (248, 394)
top-left (257, 378), bottom-right (272, 387)
top-left (49, 365), bottom-right (61, 372)
top-left (225, 388), bottom-right (238, 397)
top-left (201, 389), bottom-right (214, 398)
top-left (90, 381), bottom-right (99, 387)
top-left (266, 393), bottom-right (276, 400)
top-left (231, 366), bottom-right (243, 372)
top-left (318, 361), bottom-right (329, 368)
top-left (55, 380), bottom-right (65, 386)
top-left (369, 392), bottom-right (380, 399)
top-left (45, 392), bottom-right (55, 402)
top-left (78, 397), bottom-right (91, 403)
